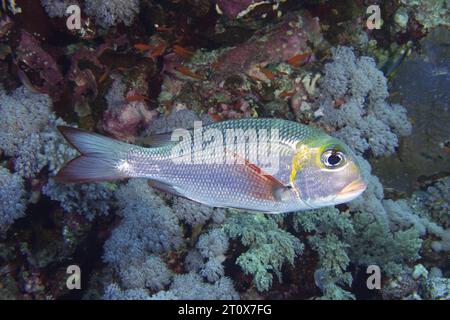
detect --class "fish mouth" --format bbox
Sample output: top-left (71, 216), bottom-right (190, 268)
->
top-left (337, 179), bottom-right (367, 200)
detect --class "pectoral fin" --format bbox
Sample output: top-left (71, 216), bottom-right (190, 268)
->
top-left (227, 148), bottom-right (292, 202)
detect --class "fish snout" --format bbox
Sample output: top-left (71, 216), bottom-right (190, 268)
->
top-left (336, 178), bottom-right (367, 201)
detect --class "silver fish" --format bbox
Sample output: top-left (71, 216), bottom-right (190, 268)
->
top-left (56, 118), bottom-right (366, 213)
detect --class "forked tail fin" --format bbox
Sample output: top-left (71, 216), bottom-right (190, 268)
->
top-left (55, 126), bottom-right (134, 183)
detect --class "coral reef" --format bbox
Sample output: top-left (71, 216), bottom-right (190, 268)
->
top-left (42, 179), bottom-right (115, 221)
top-left (293, 207), bottom-right (354, 299)
top-left (0, 86), bottom-right (51, 157)
top-left (167, 273), bottom-right (239, 300)
top-left (101, 180), bottom-right (241, 299)
top-left (214, 0), bottom-right (283, 20)
top-left (317, 46), bottom-right (412, 157)
top-left (104, 272), bottom-right (239, 300)
top-left (0, 86), bottom-right (77, 178)
top-left (197, 228), bottom-right (229, 282)
top-left (157, 10), bottom-right (323, 121)
top-left (422, 178), bottom-right (450, 228)
top-left (40, 0), bottom-right (78, 18)
top-left (400, 0), bottom-right (449, 30)
top-left (345, 156), bottom-right (424, 277)
top-left (382, 264), bottom-right (450, 300)
top-left (349, 210), bottom-right (422, 277)
top-left (101, 75), bottom-right (157, 141)
top-left (118, 255), bottom-right (172, 291)
top-left (224, 212), bottom-right (303, 292)
top-left (15, 31), bottom-right (64, 99)
top-left (84, 0), bottom-right (140, 28)
top-left (103, 179), bottom-right (183, 264)
top-left (0, 167), bottom-right (26, 233)
top-left (172, 197), bottom-right (226, 226)
top-left (102, 180), bottom-right (180, 295)
top-left (103, 283), bottom-right (152, 300)
top-left (0, 0), bottom-right (448, 301)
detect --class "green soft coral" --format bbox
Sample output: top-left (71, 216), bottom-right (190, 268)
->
top-left (293, 207), bottom-right (355, 299)
top-left (224, 212), bottom-right (303, 292)
top-left (349, 211), bottom-right (422, 277)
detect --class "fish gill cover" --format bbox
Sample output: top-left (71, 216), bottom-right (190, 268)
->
top-left (0, 0), bottom-right (448, 300)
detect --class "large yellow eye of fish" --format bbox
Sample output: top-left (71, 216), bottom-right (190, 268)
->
top-left (320, 149), bottom-right (346, 169)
